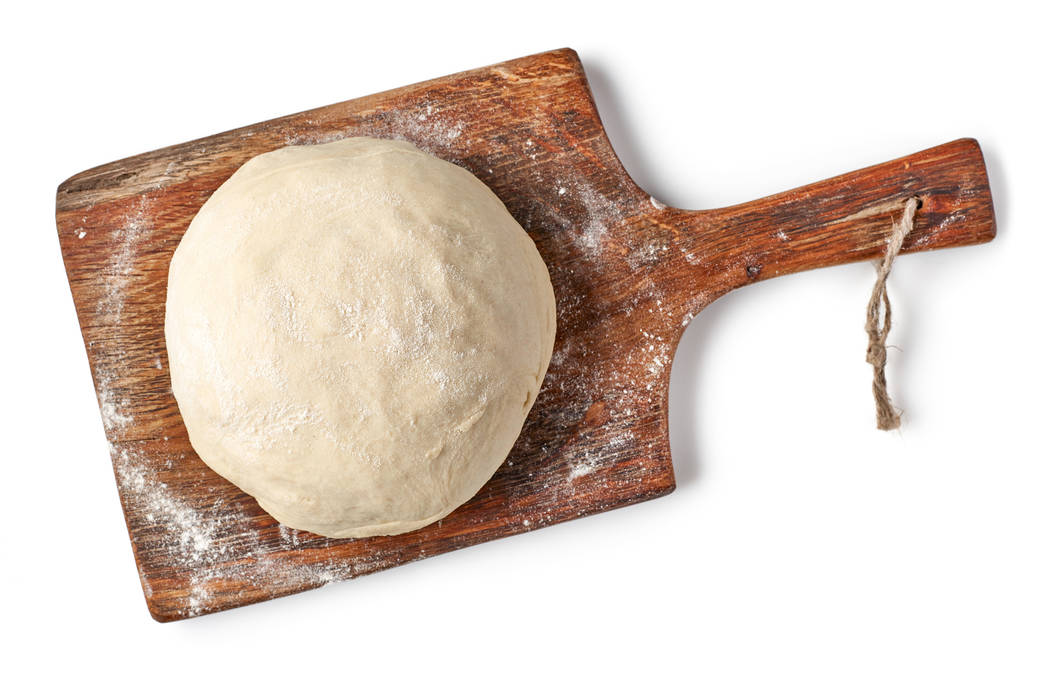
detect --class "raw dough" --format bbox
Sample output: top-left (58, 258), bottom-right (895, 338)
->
top-left (165, 138), bottom-right (555, 538)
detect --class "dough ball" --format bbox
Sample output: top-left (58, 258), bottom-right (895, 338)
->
top-left (165, 138), bottom-right (555, 538)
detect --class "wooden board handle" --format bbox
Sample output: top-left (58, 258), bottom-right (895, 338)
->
top-left (661, 138), bottom-right (996, 315)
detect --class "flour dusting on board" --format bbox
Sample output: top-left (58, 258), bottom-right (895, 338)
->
top-left (96, 195), bottom-right (153, 435)
top-left (113, 445), bottom-right (226, 564)
top-left (508, 167), bottom-right (680, 497)
top-left (112, 443), bottom-right (416, 618)
top-left (97, 195), bottom-right (149, 321)
top-left (572, 183), bottom-right (615, 259)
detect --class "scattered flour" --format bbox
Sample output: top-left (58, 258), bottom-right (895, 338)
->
top-left (95, 194), bottom-right (153, 435)
top-left (568, 459), bottom-right (596, 480)
top-left (515, 171), bottom-right (681, 495)
top-left (568, 182), bottom-right (620, 260)
top-left (112, 443), bottom-right (413, 619)
top-left (97, 195), bottom-right (150, 322)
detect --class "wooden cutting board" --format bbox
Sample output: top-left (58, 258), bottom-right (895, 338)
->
top-left (55, 48), bottom-right (996, 622)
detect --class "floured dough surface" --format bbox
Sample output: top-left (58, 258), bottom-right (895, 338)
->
top-left (165, 138), bottom-right (555, 538)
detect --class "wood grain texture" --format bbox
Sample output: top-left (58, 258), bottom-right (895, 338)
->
top-left (55, 48), bottom-right (996, 622)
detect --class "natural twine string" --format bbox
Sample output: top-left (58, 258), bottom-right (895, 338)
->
top-left (865, 196), bottom-right (920, 430)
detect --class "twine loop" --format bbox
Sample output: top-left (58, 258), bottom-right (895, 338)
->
top-left (864, 197), bottom-right (919, 430)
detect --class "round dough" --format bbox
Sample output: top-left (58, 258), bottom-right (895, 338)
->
top-left (165, 138), bottom-right (555, 538)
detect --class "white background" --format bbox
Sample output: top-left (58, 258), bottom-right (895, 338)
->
top-left (4, 1), bottom-right (1047, 675)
